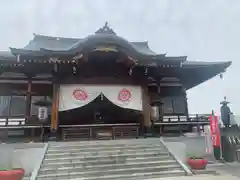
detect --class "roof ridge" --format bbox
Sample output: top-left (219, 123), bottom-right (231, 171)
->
top-left (33, 34), bottom-right (150, 44)
top-left (131, 41), bottom-right (148, 44)
top-left (33, 34), bottom-right (81, 41)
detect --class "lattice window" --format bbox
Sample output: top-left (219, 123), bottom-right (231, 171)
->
top-left (10, 96), bottom-right (26, 116)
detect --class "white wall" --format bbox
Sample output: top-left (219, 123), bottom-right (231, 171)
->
top-left (0, 143), bottom-right (46, 175)
top-left (163, 136), bottom-right (216, 163)
top-left (13, 148), bottom-right (44, 174)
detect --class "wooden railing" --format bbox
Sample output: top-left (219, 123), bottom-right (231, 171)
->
top-left (153, 114), bottom-right (211, 135)
top-left (0, 114), bottom-right (212, 141)
top-left (0, 116), bottom-right (26, 126)
top-left (0, 114), bottom-right (211, 127)
top-left (154, 114), bottom-right (210, 124)
top-left (60, 123), bottom-right (140, 141)
top-left (0, 116), bottom-right (47, 142)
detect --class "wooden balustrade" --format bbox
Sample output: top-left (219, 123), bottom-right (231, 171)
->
top-left (62, 127), bottom-right (91, 141)
top-left (153, 114), bottom-right (211, 135)
top-left (0, 116), bottom-right (26, 126)
top-left (61, 123), bottom-right (140, 141)
top-left (114, 126), bottom-right (139, 139)
top-left (0, 114), bottom-right (213, 141)
top-left (154, 114), bottom-right (210, 124)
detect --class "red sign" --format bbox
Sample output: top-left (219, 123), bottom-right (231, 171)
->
top-left (209, 115), bottom-right (221, 147)
top-left (118, 89), bottom-right (132, 102)
top-left (73, 89), bottom-right (88, 100)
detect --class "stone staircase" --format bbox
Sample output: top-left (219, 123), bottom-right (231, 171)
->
top-left (23, 175), bottom-right (31, 180)
top-left (36, 139), bottom-right (188, 180)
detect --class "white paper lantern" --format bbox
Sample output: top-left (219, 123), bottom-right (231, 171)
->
top-left (151, 106), bottom-right (159, 120)
top-left (38, 107), bottom-right (48, 121)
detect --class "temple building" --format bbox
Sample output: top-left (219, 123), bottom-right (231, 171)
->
top-left (0, 23), bottom-right (231, 141)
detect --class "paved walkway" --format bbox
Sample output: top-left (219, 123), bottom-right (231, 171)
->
top-left (150, 175), bottom-right (240, 180)
top-left (162, 136), bottom-right (240, 179)
top-left (207, 162), bottom-right (240, 178)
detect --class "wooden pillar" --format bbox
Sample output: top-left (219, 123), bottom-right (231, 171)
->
top-left (157, 84), bottom-right (163, 121)
top-left (25, 78), bottom-right (32, 117)
top-left (25, 78), bottom-right (33, 140)
top-left (141, 87), bottom-right (151, 135)
top-left (51, 83), bottom-right (59, 131)
top-left (157, 84), bottom-right (164, 136)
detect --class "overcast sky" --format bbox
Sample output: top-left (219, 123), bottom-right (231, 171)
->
top-left (0, 0), bottom-right (239, 115)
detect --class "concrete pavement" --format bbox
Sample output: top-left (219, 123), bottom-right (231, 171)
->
top-left (150, 175), bottom-right (240, 180)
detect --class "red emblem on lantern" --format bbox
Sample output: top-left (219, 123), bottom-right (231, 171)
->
top-left (73, 89), bottom-right (88, 100)
top-left (118, 89), bottom-right (131, 102)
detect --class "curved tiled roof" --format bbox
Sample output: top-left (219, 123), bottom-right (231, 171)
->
top-left (0, 23), bottom-right (232, 90)
top-left (0, 51), bottom-right (15, 61)
top-left (22, 34), bottom-right (157, 56)
top-left (8, 23), bottom-right (188, 66)
top-left (9, 22), bottom-right (167, 61)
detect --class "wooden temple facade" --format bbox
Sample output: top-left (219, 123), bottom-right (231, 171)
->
top-left (0, 23), bottom-right (231, 141)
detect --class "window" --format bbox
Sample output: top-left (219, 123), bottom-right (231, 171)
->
top-left (173, 96), bottom-right (185, 113)
top-left (0, 96), bottom-right (27, 116)
top-left (10, 96), bottom-right (26, 116)
top-left (163, 97), bottom-right (174, 114)
top-left (0, 96), bottom-right (11, 116)
top-left (162, 96), bottom-right (186, 114)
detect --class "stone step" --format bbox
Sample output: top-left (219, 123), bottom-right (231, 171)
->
top-left (36, 169), bottom-right (185, 180)
top-left (45, 147), bottom-right (166, 158)
top-left (48, 142), bottom-right (162, 150)
top-left (42, 155), bottom-right (172, 167)
top-left (37, 165), bottom-right (184, 179)
top-left (39, 164), bottom-right (181, 175)
top-left (23, 176), bottom-right (30, 180)
top-left (40, 160), bottom-right (179, 173)
top-left (192, 169), bottom-right (220, 175)
top-left (49, 138), bottom-right (161, 146)
top-left (43, 151), bottom-right (169, 163)
top-left (37, 139), bottom-right (187, 180)
top-left (47, 144), bottom-right (163, 153)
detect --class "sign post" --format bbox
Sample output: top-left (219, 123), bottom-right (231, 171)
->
top-left (209, 115), bottom-right (221, 160)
